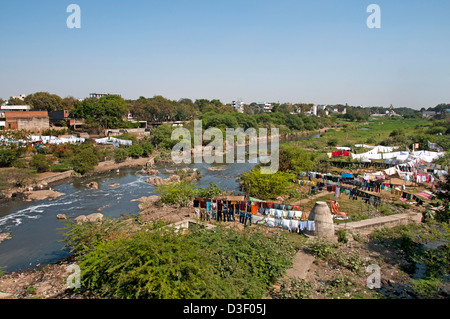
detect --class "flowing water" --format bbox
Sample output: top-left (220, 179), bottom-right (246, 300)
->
top-left (0, 133), bottom-right (321, 273)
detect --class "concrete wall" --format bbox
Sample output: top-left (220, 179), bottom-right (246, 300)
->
top-left (17, 117), bottom-right (50, 131)
top-left (335, 212), bottom-right (422, 235)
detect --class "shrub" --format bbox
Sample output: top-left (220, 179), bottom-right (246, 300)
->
top-left (30, 154), bottom-right (53, 173)
top-left (70, 147), bottom-right (99, 175)
top-left (113, 148), bottom-right (128, 163)
top-left (69, 226), bottom-right (296, 299)
top-left (306, 239), bottom-right (336, 259)
top-left (278, 278), bottom-right (314, 299)
top-left (0, 147), bottom-right (22, 167)
top-left (337, 229), bottom-right (348, 244)
top-left (127, 145), bottom-right (144, 158)
top-left (196, 182), bottom-right (222, 198)
top-left (140, 142), bottom-right (154, 156)
top-left (411, 278), bottom-right (443, 298)
top-left (156, 181), bottom-right (197, 207)
top-left (240, 168), bottom-right (295, 200)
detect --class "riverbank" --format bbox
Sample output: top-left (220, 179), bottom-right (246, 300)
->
top-left (1, 207), bottom-right (448, 299)
top-left (0, 154), bottom-right (159, 204)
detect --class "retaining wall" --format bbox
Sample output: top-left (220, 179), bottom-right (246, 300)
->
top-left (335, 212), bottom-right (422, 235)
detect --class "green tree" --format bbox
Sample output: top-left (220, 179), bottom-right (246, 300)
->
top-left (156, 181), bottom-right (198, 207)
top-left (24, 92), bottom-right (64, 112)
top-left (0, 147), bottom-right (22, 167)
top-left (197, 182), bottom-right (222, 198)
top-left (30, 154), bottom-right (53, 173)
top-left (152, 124), bottom-right (178, 150)
top-left (279, 145), bottom-right (316, 173)
top-left (70, 146), bottom-right (99, 174)
top-left (240, 168), bottom-right (295, 200)
top-left (73, 95), bottom-right (128, 128)
top-left (113, 148), bottom-right (128, 163)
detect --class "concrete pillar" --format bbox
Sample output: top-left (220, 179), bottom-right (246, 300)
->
top-left (306, 201), bottom-right (335, 238)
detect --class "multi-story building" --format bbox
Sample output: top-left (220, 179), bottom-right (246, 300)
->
top-left (48, 110), bottom-right (84, 129)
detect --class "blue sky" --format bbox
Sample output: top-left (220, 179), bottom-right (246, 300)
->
top-left (0, 0), bottom-right (449, 109)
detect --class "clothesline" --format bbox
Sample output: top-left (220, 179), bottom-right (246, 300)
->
top-left (0, 135), bottom-right (86, 145)
top-left (192, 197), bottom-right (315, 232)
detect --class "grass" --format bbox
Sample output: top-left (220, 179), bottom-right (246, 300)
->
top-left (300, 192), bottom-right (376, 223)
top-left (296, 117), bottom-right (431, 150)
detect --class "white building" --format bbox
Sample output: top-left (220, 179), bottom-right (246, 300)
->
top-left (0, 105), bottom-right (30, 112)
top-left (231, 100), bottom-right (244, 112)
top-left (305, 104), bottom-right (318, 116)
top-left (253, 103), bottom-right (273, 113)
top-left (9, 94), bottom-right (26, 101)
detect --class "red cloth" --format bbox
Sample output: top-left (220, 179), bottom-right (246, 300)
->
top-left (332, 150), bottom-right (344, 157)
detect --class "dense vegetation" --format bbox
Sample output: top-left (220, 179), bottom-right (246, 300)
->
top-left (62, 220), bottom-right (297, 299)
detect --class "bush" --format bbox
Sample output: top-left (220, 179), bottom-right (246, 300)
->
top-left (113, 148), bottom-right (128, 163)
top-left (30, 154), bottom-right (53, 173)
top-left (278, 278), bottom-right (314, 299)
top-left (411, 278), bottom-right (443, 298)
top-left (196, 182), bottom-right (222, 198)
top-left (127, 145), bottom-right (144, 158)
top-left (240, 168), bottom-right (295, 200)
top-left (140, 142), bottom-right (154, 156)
top-left (0, 147), bottom-right (22, 167)
top-left (306, 239), bottom-right (336, 259)
top-left (66, 225), bottom-right (296, 299)
top-left (156, 181), bottom-right (197, 207)
top-left (70, 147), bottom-right (99, 175)
top-left (337, 230), bottom-right (348, 244)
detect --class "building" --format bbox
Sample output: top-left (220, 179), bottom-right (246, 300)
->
top-left (231, 100), bottom-right (244, 113)
top-left (49, 110), bottom-right (84, 129)
top-left (422, 110), bottom-right (437, 119)
top-left (9, 94), bottom-right (26, 101)
top-left (0, 105), bottom-right (31, 112)
top-left (253, 103), bottom-right (273, 113)
top-left (0, 111), bottom-right (49, 131)
top-left (89, 93), bottom-right (121, 99)
top-left (305, 104), bottom-right (318, 116)
top-left (126, 113), bottom-right (148, 129)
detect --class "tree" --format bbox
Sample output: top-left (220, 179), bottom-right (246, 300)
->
top-left (0, 147), bottom-right (23, 167)
top-left (73, 95), bottom-right (128, 128)
top-left (152, 124), bottom-right (178, 150)
top-left (113, 148), bottom-right (128, 163)
top-left (6, 97), bottom-right (25, 105)
top-left (240, 167), bottom-right (295, 200)
top-left (62, 96), bottom-right (82, 110)
top-left (30, 154), bottom-right (54, 173)
top-left (278, 145), bottom-right (316, 173)
top-left (197, 182), bottom-right (222, 198)
top-left (24, 92), bottom-right (64, 112)
top-left (156, 181), bottom-right (197, 207)
top-left (70, 146), bottom-right (99, 174)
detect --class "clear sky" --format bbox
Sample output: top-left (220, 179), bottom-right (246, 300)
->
top-left (1, 0), bottom-right (449, 109)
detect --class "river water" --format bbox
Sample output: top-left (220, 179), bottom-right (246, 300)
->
top-left (1, 134), bottom-right (323, 273)
top-left (0, 161), bottom-right (257, 273)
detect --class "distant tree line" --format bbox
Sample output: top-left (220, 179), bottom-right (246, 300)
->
top-left (4, 91), bottom-right (446, 128)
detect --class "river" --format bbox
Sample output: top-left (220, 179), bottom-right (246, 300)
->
top-left (0, 133), bottom-right (321, 273)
